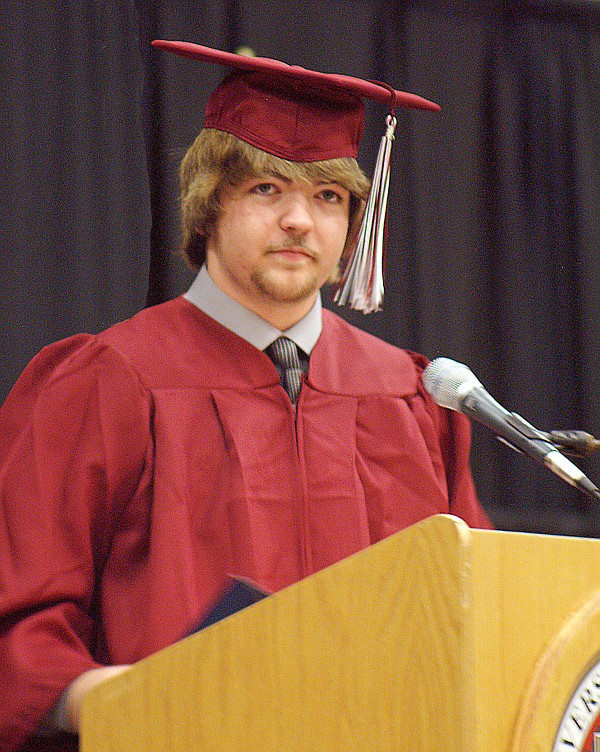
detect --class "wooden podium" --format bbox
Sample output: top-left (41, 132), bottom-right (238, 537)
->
top-left (80, 515), bottom-right (600, 752)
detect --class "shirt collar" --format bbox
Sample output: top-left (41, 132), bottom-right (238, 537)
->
top-left (184, 265), bottom-right (322, 354)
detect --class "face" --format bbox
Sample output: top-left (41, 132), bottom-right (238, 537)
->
top-left (205, 174), bottom-right (350, 328)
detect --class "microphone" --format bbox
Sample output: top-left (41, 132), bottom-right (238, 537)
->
top-left (422, 357), bottom-right (600, 501)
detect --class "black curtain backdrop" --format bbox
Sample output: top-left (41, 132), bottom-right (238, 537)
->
top-left (2, 1), bottom-right (600, 536)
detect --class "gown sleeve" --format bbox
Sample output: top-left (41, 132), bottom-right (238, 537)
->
top-left (411, 351), bottom-right (493, 530)
top-left (0, 334), bottom-right (152, 751)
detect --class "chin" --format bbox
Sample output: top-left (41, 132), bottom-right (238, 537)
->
top-left (252, 268), bottom-right (321, 304)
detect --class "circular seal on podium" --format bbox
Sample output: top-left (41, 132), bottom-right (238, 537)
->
top-left (512, 591), bottom-right (600, 752)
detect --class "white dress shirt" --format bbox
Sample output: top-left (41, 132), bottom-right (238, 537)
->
top-left (184, 265), bottom-right (322, 355)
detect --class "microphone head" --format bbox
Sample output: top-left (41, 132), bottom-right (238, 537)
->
top-left (422, 357), bottom-right (482, 411)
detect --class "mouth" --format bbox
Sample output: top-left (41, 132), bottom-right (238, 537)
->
top-left (269, 246), bottom-right (315, 261)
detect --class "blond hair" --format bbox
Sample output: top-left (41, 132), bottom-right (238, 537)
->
top-left (180, 129), bottom-right (371, 271)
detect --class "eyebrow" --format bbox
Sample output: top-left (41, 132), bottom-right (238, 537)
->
top-left (244, 174), bottom-right (347, 192)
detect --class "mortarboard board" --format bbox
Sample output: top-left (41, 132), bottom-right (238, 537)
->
top-left (152, 39), bottom-right (440, 313)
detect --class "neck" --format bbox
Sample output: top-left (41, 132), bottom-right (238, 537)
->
top-left (205, 260), bottom-right (319, 331)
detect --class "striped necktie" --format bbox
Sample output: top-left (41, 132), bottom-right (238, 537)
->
top-left (267, 337), bottom-right (304, 404)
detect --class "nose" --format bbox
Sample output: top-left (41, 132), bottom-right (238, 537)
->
top-left (279, 192), bottom-right (314, 235)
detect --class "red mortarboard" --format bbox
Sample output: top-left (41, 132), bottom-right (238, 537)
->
top-left (152, 40), bottom-right (441, 312)
top-left (152, 40), bottom-right (439, 160)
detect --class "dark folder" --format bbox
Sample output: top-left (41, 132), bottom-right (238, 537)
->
top-left (188, 576), bottom-right (269, 634)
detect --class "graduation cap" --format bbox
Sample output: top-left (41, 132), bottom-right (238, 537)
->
top-left (152, 39), bottom-right (440, 313)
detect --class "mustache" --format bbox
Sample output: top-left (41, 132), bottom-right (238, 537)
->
top-left (267, 238), bottom-right (317, 258)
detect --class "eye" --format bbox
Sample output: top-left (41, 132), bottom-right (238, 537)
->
top-left (318, 186), bottom-right (347, 204)
top-left (251, 182), bottom-right (277, 196)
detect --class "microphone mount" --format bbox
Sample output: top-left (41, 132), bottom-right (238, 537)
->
top-left (541, 430), bottom-right (600, 458)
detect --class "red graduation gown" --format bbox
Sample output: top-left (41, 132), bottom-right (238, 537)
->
top-left (0, 297), bottom-right (490, 751)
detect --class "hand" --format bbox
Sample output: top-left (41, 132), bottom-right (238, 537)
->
top-left (41, 665), bottom-right (132, 735)
top-left (66, 665), bottom-right (132, 732)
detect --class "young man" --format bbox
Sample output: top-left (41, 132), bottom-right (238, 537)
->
top-left (0, 43), bottom-right (491, 751)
